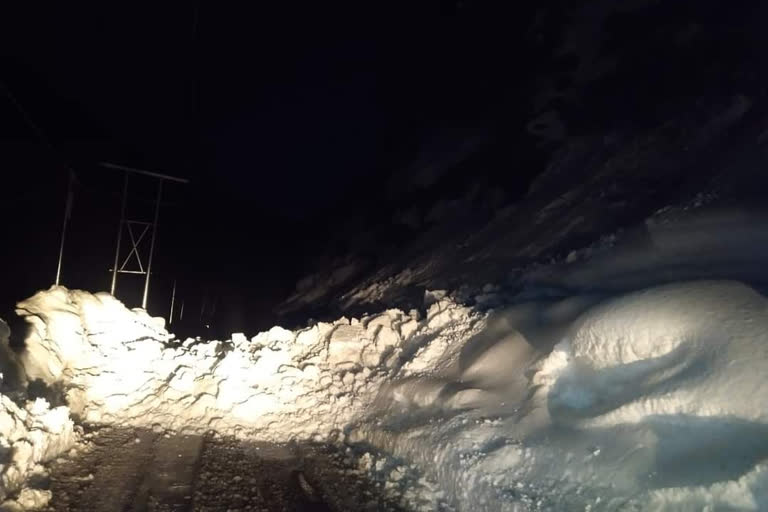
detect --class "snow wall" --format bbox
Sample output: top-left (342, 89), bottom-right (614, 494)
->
top-left (12, 282), bottom-right (768, 510)
top-left (0, 316), bottom-right (74, 506)
top-left (14, 287), bottom-right (484, 440)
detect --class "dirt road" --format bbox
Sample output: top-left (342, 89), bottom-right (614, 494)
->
top-left (41, 426), bottom-right (407, 512)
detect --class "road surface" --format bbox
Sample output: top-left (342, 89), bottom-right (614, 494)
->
top-left (40, 426), bottom-right (408, 512)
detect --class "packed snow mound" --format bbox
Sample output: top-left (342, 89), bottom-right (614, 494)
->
top-left (350, 280), bottom-right (768, 511)
top-left (15, 286), bottom-right (483, 442)
top-left (0, 317), bottom-right (24, 392)
top-left (0, 315), bottom-right (75, 508)
top-left (15, 282), bottom-right (768, 510)
top-left (538, 280), bottom-right (768, 425)
top-left (16, 287), bottom-right (171, 418)
top-left (0, 397), bottom-right (74, 506)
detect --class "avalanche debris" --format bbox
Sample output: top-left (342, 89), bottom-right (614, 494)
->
top-left (7, 279), bottom-right (768, 510)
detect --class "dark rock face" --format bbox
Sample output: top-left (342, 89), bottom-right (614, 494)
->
top-left (276, 2), bottom-right (768, 323)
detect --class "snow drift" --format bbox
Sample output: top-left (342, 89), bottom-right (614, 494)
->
top-left (352, 280), bottom-right (768, 510)
top-left (0, 317), bottom-right (75, 508)
top-left (13, 286), bottom-right (482, 442)
top-left (10, 281), bottom-right (768, 510)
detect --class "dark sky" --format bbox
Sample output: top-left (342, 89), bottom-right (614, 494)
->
top-left (2, 3), bottom-right (530, 205)
top-left (0, 2), bottom-right (537, 333)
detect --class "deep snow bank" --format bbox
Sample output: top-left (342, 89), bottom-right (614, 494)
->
top-left (15, 282), bottom-right (768, 510)
top-left (0, 317), bottom-right (75, 508)
top-left (0, 397), bottom-right (74, 508)
top-left (351, 280), bottom-right (768, 511)
top-left (15, 286), bottom-right (483, 441)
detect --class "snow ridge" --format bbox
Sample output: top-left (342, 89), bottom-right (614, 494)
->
top-left (11, 281), bottom-right (768, 510)
top-left (15, 287), bottom-right (481, 444)
top-left (0, 317), bottom-right (75, 508)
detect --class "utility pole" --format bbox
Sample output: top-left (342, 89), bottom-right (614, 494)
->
top-left (142, 179), bottom-right (163, 309)
top-left (1, 80), bottom-right (80, 287)
top-left (55, 170), bottom-right (75, 286)
top-left (110, 173), bottom-right (129, 295)
top-left (169, 279), bottom-right (177, 325)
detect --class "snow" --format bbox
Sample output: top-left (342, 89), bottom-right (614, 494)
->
top-left (0, 395), bottom-right (74, 508)
top-left (0, 317), bottom-right (76, 509)
top-left (12, 287), bottom-right (482, 445)
top-left (349, 281), bottom-right (768, 511)
top-left (7, 278), bottom-right (768, 509)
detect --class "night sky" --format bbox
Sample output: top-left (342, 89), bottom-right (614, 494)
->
top-left (0, 3), bottom-right (538, 334)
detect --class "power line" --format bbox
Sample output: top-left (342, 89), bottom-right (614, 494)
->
top-left (0, 78), bottom-right (77, 286)
top-left (0, 79), bottom-right (78, 180)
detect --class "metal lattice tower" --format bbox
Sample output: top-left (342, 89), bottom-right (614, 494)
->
top-left (102, 162), bottom-right (189, 310)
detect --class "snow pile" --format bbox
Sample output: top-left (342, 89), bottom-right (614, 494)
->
top-left (14, 286), bottom-right (483, 442)
top-left (16, 288), bottom-right (172, 419)
top-left (351, 280), bottom-right (768, 511)
top-left (0, 317), bottom-right (76, 508)
top-left (0, 397), bottom-right (74, 486)
top-left (0, 396), bottom-right (74, 508)
top-left (0, 320), bottom-right (8, 347)
top-left (15, 281), bottom-right (768, 510)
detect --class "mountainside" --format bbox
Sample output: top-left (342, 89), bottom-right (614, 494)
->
top-left (275, 1), bottom-right (768, 324)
